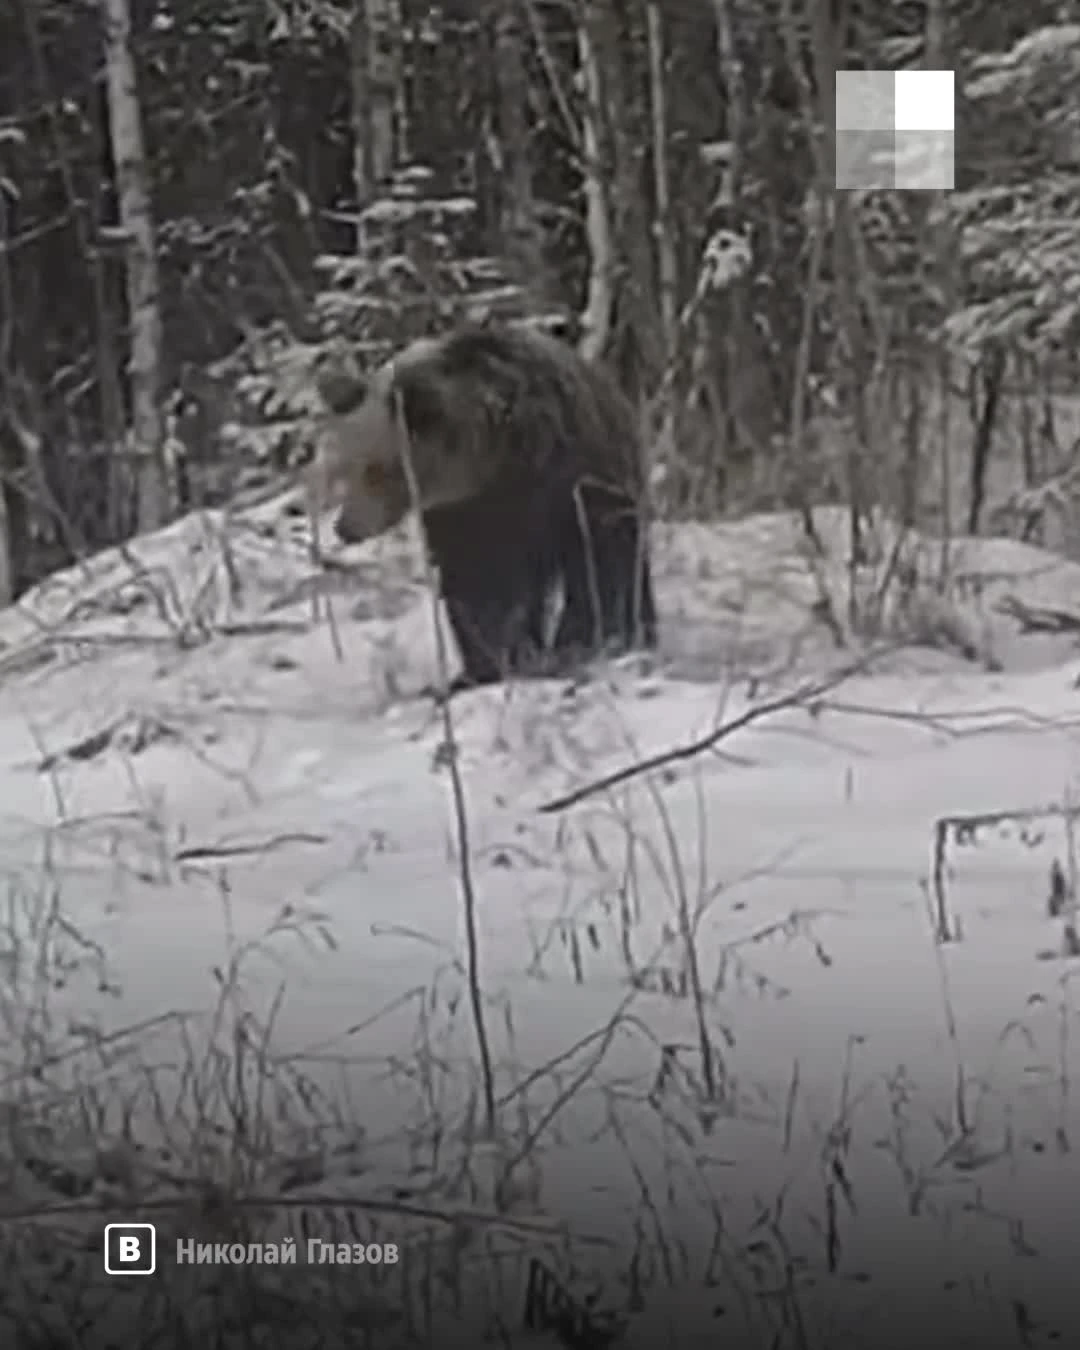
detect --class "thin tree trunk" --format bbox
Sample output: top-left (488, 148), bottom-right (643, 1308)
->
top-left (710, 0), bottom-right (759, 473)
top-left (350, 0), bottom-right (400, 262)
top-left (966, 341), bottom-right (1004, 534)
top-left (0, 437), bottom-right (12, 602)
top-left (577, 11), bottom-right (614, 361)
top-left (493, 1), bottom-right (544, 290)
top-left (349, 1), bottom-right (371, 255)
top-left (645, 2), bottom-right (676, 474)
top-left (808, 0), bottom-right (870, 591)
top-left (100, 0), bottom-right (166, 532)
top-left (898, 339), bottom-right (923, 528)
top-left (365, 0), bottom-right (398, 188)
top-left (926, 0), bottom-right (955, 581)
top-left (646, 4), bottom-right (676, 364)
top-left (0, 170), bottom-right (16, 603)
top-left (581, 0), bottom-right (659, 401)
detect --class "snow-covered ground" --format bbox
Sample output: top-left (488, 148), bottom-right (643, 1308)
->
top-left (3, 504), bottom-right (1080, 1346)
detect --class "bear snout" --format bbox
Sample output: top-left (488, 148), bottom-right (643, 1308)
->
top-left (332, 509), bottom-right (354, 544)
top-left (333, 505), bottom-right (368, 544)
top-left (332, 482), bottom-right (407, 545)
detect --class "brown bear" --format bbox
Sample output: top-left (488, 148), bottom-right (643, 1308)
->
top-left (312, 320), bottom-right (658, 687)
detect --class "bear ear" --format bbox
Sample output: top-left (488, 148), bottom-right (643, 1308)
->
top-left (392, 362), bottom-right (447, 442)
top-left (316, 365), bottom-right (368, 415)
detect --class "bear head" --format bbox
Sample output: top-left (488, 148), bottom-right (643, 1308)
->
top-left (313, 359), bottom-right (412, 544)
top-left (312, 335), bottom-right (504, 547)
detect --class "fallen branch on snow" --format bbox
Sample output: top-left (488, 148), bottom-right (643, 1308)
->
top-left (539, 646), bottom-right (893, 813)
top-left (996, 592), bottom-right (1080, 634)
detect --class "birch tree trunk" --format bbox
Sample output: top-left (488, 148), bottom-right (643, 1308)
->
top-left (100, 0), bottom-right (166, 532)
top-left (710, 0), bottom-right (767, 474)
top-left (577, 12), bottom-right (614, 361)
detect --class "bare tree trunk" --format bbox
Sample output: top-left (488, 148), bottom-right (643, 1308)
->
top-left (966, 342), bottom-right (1004, 534)
top-left (349, 2), bottom-right (372, 255)
top-left (100, 0), bottom-right (166, 532)
top-left (577, 12), bottom-right (614, 360)
top-left (492, 1), bottom-right (544, 290)
top-left (775, 0), bottom-right (834, 556)
top-left (646, 4), bottom-right (676, 365)
top-left (0, 436), bottom-right (12, 603)
top-left (0, 396), bottom-right (33, 606)
top-left (710, 0), bottom-right (762, 475)
top-left (22, 0), bottom-right (128, 543)
top-left (0, 169), bottom-right (17, 603)
top-left (898, 338), bottom-right (924, 528)
top-left (926, 0), bottom-right (955, 578)
top-left (365, 0), bottom-right (399, 188)
top-left (808, 0), bottom-right (871, 587)
top-left (580, 0), bottom-right (659, 402)
top-left (88, 80), bottom-right (131, 538)
top-left (1017, 352), bottom-right (1037, 489)
top-left (349, 0), bottom-right (400, 264)
top-left (645, 2), bottom-right (677, 468)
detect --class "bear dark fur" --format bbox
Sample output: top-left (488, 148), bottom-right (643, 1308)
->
top-left (316, 320), bottom-right (658, 687)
